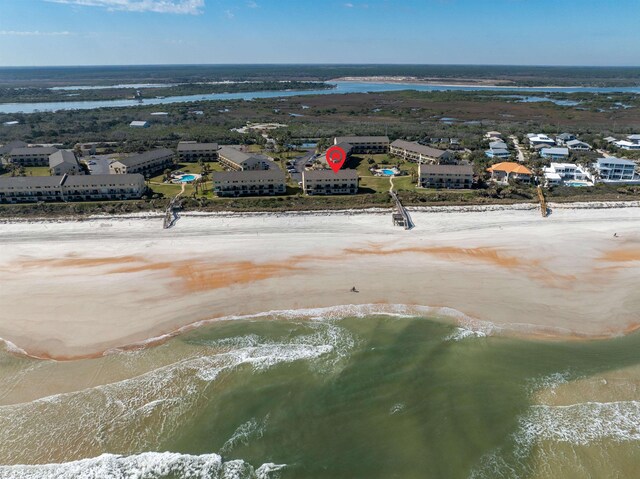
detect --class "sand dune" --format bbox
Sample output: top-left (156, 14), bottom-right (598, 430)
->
top-left (1, 204), bottom-right (640, 359)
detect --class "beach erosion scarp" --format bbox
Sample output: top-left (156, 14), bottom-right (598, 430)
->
top-left (1, 203), bottom-right (640, 360)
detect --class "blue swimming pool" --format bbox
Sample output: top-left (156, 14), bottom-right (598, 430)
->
top-left (177, 174), bottom-right (197, 183)
top-left (381, 169), bottom-right (396, 176)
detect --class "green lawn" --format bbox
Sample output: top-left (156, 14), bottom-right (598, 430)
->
top-left (1, 166), bottom-right (51, 177)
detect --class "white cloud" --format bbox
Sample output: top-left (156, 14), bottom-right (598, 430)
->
top-left (246, 0), bottom-right (258, 7)
top-left (225, 9), bottom-right (234, 18)
top-left (45, 0), bottom-right (205, 15)
top-left (0, 30), bottom-right (73, 36)
top-left (344, 2), bottom-right (354, 6)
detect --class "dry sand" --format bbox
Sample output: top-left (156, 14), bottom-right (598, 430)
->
top-left (1, 203), bottom-right (640, 359)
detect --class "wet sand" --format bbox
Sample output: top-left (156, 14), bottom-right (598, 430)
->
top-left (1, 204), bottom-right (640, 359)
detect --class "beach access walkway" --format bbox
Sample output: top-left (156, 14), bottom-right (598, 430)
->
top-left (389, 177), bottom-right (414, 229)
top-left (163, 182), bottom-right (185, 229)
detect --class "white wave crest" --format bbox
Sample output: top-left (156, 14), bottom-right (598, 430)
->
top-left (0, 451), bottom-right (285, 479)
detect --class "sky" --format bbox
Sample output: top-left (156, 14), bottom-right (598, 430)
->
top-left (0, 0), bottom-right (639, 67)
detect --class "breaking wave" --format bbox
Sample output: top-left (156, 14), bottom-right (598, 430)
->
top-left (0, 451), bottom-right (285, 479)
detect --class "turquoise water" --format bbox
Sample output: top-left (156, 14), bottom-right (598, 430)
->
top-left (2, 312), bottom-right (640, 478)
top-left (382, 169), bottom-right (396, 176)
top-left (177, 174), bottom-right (197, 183)
top-left (2, 81), bottom-right (639, 114)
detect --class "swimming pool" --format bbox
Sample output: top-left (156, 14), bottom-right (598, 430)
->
top-left (381, 169), bottom-right (396, 176)
top-left (177, 174), bottom-right (197, 183)
top-left (564, 181), bottom-right (590, 187)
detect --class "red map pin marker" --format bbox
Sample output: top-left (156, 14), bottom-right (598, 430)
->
top-left (326, 145), bottom-right (347, 173)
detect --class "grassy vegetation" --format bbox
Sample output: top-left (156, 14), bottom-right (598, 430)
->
top-left (0, 166), bottom-right (50, 177)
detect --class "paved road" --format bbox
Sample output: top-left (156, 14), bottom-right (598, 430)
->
top-left (288, 149), bottom-right (316, 183)
top-left (509, 135), bottom-right (526, 162)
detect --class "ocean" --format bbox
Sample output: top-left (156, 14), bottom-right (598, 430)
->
top-left (1, 308), bottom-right (640, 478)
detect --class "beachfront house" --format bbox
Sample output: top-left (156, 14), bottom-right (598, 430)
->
top-left (627, 135), bottom-right (640, 145)
top-left (49, 150), bottom-right (83, 176)
top-left (218, 146), bottom-right (272, 171)
top-left (589, 157), bottom-right (639, 184)
top-left (527, 134), bottom-right (556, 148)
top-left (555, 133), bottom-right (576, 145)
top-left (614, 140), bottom-right (640, 151)
top-left (390, 139), bottom-right (455, 164)
top-left (177, 141), bottom-right (219, 162)
top-left (302, 169), bottom-right (359, 195)
top-left (566, 140), bottom-right (592, 151)
top-left (543, 162), bottom-right (590, 187)
top-left (540, 147), bottom-right (570, 161)
top-left (212, 169), bottom-right (286, 197)
top-left (333, 136), bottom-right (389, 154)
top-left (0, 174), bottom-right (146, 203)
top-left (487, 162), bottom-right (533, 184)
top-left (485, 131), bottom-right (502, 140)
top-left (7, 146), bottom-right (59, 167)
top-left (418, 163), bottom-right (473, 189)
top-left (109, 149), bottom-right (175, 176)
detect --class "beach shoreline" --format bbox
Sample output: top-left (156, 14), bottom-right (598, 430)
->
top-left (2, 203), bottom-right (640, 360)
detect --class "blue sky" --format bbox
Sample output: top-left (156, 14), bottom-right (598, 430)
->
top-left (0, 0), bottom-right (638, 66)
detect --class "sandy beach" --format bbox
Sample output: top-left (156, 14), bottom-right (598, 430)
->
top-left (1, 203), bottom-right (640, 360)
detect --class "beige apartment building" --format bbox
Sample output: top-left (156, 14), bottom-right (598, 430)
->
top-left (302, 169), bottom-right (359, 195)
top-left (49, 150), bottom-right (83, 176)
top-left (333, 136), bottom-right (390, 154)
top-left (213, 169), bottom-right (286, 197)
top-left (109, 149), bottom-right (175, 176)
top-left (177, 141), bottom-right (219, 162)
top-left (0, 174), bottom-right (146, 203)
top-left (418, 163), bottom-right (474, 189)
top-left (390, 140), bottom-right (455, 164)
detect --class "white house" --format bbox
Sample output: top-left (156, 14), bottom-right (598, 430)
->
top-left (566, 140), bottom-right (591, 151)
top-left (543, 162), bottom-right (591, 187)
top-left (627, 134), bottom-right (640, 145)
top-left (589, 157), bottom-right (639, 184)
top-left (528, 134), bottom-right (556, 148)
top-left (615, 140), bottom-right (640, 151)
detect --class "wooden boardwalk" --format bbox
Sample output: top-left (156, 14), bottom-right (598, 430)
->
top-left (537, 186), bottom-right (549, 218)
top-left (163, 183), bottom-right (186, 229)
top-left (389, 178), bottom-right (414, 229)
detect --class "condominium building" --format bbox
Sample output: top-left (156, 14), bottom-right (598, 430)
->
top-left (7, 146), bottom-right (59, 166)
top-left (213, 169), bottom-right (286, 197)
top-left (109, 149), bottom-right (175, 176)
top-left (218, 146), bottom-right (272, 171)
top-left (333, 136), bottom-right (389, 154)
top-left (0, 174), bottom-right (146, 203)
top-left (0, 140), bottom-right (27, 156)
top-left (177, 141), bottom-right (219, 162)
top-left (302, 169), bottom-right (359, 195)
top-left (418, 164), bottom-right (474, 189)
top-left (390, 139), bottom-right (454, 164)
top-left (589, 157), bottom-right (639, 183)
top-left (49, 150), bottom-right (83, 176)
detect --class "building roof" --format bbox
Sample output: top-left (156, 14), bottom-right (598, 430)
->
top-left (0, 174), bottom-right (144, 188)
top-left (556, 133), bottom-right (575, 140)
top-left (487, 148), bottom-right (510, 155)
top-left (419, 164), bottom-right (473, 175)
top-left (390, 139), bottom-right (449, 159)
top-left (303, 169), bottom-right (359, 180)
top-left (49, 150), bottom-right (78, 168)
top-left (487, 162), bottom-right (533, 175)
top-left (541, 147), bottom-right (569, 156)
top-left (566, 139), bottom-right (590, 148)
top-left (218, 146), bottom-right (259, 164)
top-left (596, 157), bottom-right (636, 166)
top-left (117, 149), bottom-right (174, 168)
top-left (0, 140), bottom-right (28, 155)
top-left (213, 169), bottom-right (285, 182)
top-left (129, 121), bottom-right (149, 127)
top-left (627, 134), bottom-right (640, 141)
top-left (334, 136), bottom-right (389, 144)
top-left (8, 146), bottom-right (58, 156)
top-left (489, 141), bottom-right (508, 150)
top-left (177, 141), bottom-right (219, 152)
